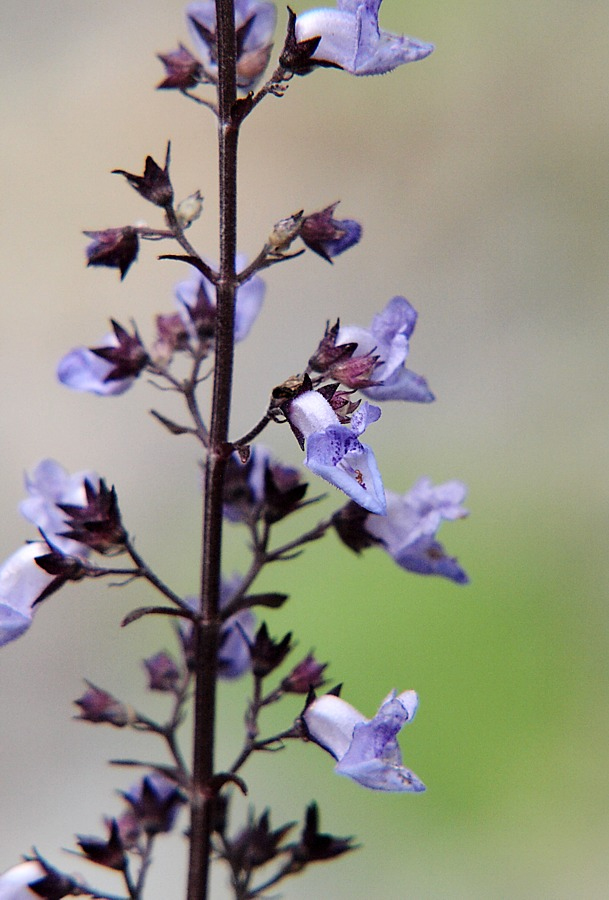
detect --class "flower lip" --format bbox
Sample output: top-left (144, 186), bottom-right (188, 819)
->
top-left (288, 392), bottom-right (386, 514)
top-left (364, 479), bottom-right (469, 583)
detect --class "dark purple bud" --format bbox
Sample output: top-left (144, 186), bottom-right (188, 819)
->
top-left (113, 142), bottom-right (173, 208)
top-left (279, 7), bottom-right (322, 74)
top-left (308, 320), bottom-right (357, 372)
top-left (327, 352), bottom-right (380, 390)
top-left (250, 623), bottom-right (292, 678)
top-left (324, 388), bottom-right (361, 423)
top-left (26, 856), bottom-right (77, 900)
top-left (90, 320), bottom-right (149, 382)
top-left (58, 478), bottom-right (126, 554)
top-left (122, 772), bottom-right (185, 835)
top-left (115, 810), bottom-right (141, 850)
top-left (300, 203), bottom-right (362, 262)
top-left (34, 548), bottom-right (87, 603)
top-left (181, 276), bottom-right (217, 341)
top-left (143, 651), bottom-right (181, 692)
top-left (332, 501), bottom-right (381, 554)
top-left (263, 461), bottom-right (308, 524)
top-left (157, 44), bottom-right (203, 90)
top-left (153, 311), bottom-right (191, 364)
top-left (292, 802), bottom-right (356, 864)
top-left (84, 226), bottom-right (139, 280)
top-left (76, 819), bottom-right (126, 871)
top-left (281, 653), bottom-right (327, 694)
top-left (74, 680), bottom-right (130, 727)
top-left (230, 809), bottom-right (295, 871)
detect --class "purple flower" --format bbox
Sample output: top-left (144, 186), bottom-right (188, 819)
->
top-left (365, 478), bottom-right (469, 583)
top-left (0, 460), bottom-right (105, 646)
top-left (175, 255), bottom-right (265, 344)
top-left (288, 391), bottom-right (386, 514)
top-left (303, 689), bottom-right (425, 792)
top-left (19, 459), bottom-right (98, 556)
top-left (223, 446), bottom-right (309, 525)
top-left (223, 445), bottom-right (270, 523)
top-left (186, 1), bottom-right (277, 89)
top-left (179, 575), bottom-right (256, 679)
top-left (300, 203), bottom-right (362, 262)
top-left (122, 772), bottom-right (185, 835)
top-left (294, 1), bottom-right (434, 76)
top-left (218, 575), bottom-right (257, 678)
top-left (57, 331), bottom-right (139, 397)
top-left (0, 542), bottom-right (56, 647)
top-left (336, 296), bottom-right (434, 402)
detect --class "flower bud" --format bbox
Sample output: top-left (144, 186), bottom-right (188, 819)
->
top-left (281, 653), bottom-right (327, 693)
top-left (121, 772), bottom-right (185, 835)
top-left (74, 681), bottom-right (131, 727)
top-left (250, 623), bottom-right (292, 678)
top-left (175, 190), bottom-right (204, 229)
top-left (300, 202), bottom-right (361, 262)
top-left (59, 479), bottom-right (126, 554)
top-left (267, 211), bottom-right (303, 252)
top-left (76, 819), bottom-right (126, 871)
top-left (157, 44), bottom-right (203, 90)
top-left (143, 651), bottom-right (182, 692)
top-left (113, 142), bottom-right (173, 208)
top-left (84, 226), bottom-right (139, 280)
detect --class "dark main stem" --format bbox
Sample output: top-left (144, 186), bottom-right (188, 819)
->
top-left (187, 2), bottom-right (238, 898)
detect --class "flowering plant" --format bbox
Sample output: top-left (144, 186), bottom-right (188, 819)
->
top-left (0, 2), bottom-right (468, 898)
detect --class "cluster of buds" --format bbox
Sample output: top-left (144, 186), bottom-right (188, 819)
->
top-left (215, 802), bottom-right (354, 893)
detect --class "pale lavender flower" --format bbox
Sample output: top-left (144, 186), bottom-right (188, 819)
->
top-left (294, 0), bottom-right (434, 76)
top-left (0, 542), bottom-right (55, 647)
top-left (288, 391), bottom-right (386, 514)
top-left (19, 458), bottom-right (98, 556)
top-left (57, 336), bottom-right (136, 397)
top-left (0, 460), bottom-right (100, 646)
top-left (303, 689), bottom-right (425, 792)
top-left (336, 296), bottom-right (433, 402)
top-left (186, 0), bottom-right (277, 89)
top-left (175, 255), bottom-right (265, 343)
top-left (0, 861), bottom-right (49, 898)
top-left (365, 478), bottom-right (469, 583)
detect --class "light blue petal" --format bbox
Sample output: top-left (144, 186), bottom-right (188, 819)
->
top-left (335, 756), bottom-right (426, 791)
top-left (363, 367), bottom-right (434, 402)
top-left (0, 604), bottom-right (32, 647)
top-left (306, 428), bottom-right (386, 514)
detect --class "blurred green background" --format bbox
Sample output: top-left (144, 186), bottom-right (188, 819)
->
top-left (1, 1), bottom-right (608, 897)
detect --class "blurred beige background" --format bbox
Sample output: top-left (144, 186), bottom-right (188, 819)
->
top-left (1, 1), bottom-right (609, 898)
